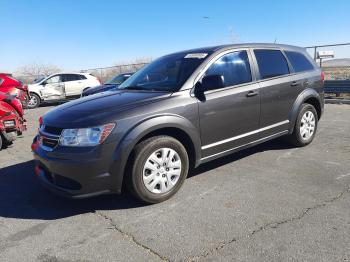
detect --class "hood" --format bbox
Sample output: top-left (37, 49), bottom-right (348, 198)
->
top-left (43, 90), bottom-right (171, 128)
top-left (28, 83), bottom-right (42, 91)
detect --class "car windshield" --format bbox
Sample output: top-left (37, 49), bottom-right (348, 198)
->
top-left (118, 52), bottom-right (210, 92)
top-left (33, 76), bottom-right (46, 83)
top-left (105, 74), bottom-right (128, 85)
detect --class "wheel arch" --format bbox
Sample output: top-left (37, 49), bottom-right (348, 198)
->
top-left (110, 115), bottom-right (202, 192)
top-left (289, 88), bottom-right (322, 133)
top-left (29, 91), bottom-right (42, 100)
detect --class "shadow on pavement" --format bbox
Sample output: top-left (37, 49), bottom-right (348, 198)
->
top-left (0, 138), bottom-right (294, 220)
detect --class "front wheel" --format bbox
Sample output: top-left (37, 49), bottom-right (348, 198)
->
top-left (289, 103), bottom-right (318, 147)
top-left (129, 136), bottom-right (189, 204)
top-left (27, 93), bottom-right (41, 109)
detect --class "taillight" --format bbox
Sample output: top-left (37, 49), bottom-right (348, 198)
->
top-left (321, 72), bottom-right (325, 82)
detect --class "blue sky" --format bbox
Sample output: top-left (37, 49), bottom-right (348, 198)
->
top-left (1, 0), bottom-right (349, 72)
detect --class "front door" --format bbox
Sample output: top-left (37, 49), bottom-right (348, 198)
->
top-left (197, 50), bottom-right (260, 159)
top-left (41, 75), bottom-right (65, 100)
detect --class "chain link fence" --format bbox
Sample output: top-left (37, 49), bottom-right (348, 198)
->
top-left (13, 43), bottom-right (350, 84)
top-left (14, 62), bottom-right (149, 85)
top-left (80, 62), bottom-right (148, 83)
top-left (306, 43), bottom-right (350, 80)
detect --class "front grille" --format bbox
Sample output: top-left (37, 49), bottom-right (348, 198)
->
top-left (43, 125), bottom-right (63, 135)
top-left (42, 137), bottom-right (59, 149)
top-left (39, 125), bottom-right (62, 150)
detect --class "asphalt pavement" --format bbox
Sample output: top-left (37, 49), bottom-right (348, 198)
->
top-left (0, 104), bottom-right (349, 262)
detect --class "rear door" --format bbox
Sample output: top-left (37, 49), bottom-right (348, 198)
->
top-left (62, 74), bottom-right (84, 96)
top-left (284, 50), bottom-right (317, 92)
top-left (252, 49), bottom-right (295, 137)
top-left (197, 49), bottom-right (261, 159)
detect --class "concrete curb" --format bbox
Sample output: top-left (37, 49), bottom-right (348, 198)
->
top-left (325, 98), bottom-right (350, 105)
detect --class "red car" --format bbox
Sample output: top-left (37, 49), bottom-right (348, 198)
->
top-left (0, 73), bottom-right (30, 108)
top-left (0, 92), bottom-right (26, 150)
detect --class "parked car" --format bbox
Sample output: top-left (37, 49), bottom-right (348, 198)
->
top-left (32, 44), bottom-right (324, 203)
top-left (27, 73), bottom-right (101, 109)
top-left (82, 73), bottom-right (133, 97)
top-left (0, 73), bottom-right (30, 108)
top-left (0, 92), bottom-right (26, 150)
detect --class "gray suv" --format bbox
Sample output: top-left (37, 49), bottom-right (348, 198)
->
top-left (32, 44), bottom-right (324, 203)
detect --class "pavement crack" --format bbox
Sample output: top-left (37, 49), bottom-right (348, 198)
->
top-left (187, 187), bottom-right (350, 261)
top-left (93, 211), bottom-right (168, 261)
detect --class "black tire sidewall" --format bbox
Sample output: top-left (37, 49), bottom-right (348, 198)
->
top-left (295, 104), bottom-right (318, 146)
top-left (131, 136), bottom-right (189, 203)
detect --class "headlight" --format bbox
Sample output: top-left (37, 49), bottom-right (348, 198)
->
top-left (59, 123), bottom-right (115, 147)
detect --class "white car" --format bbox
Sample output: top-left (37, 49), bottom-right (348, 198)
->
top-left (27, 73), bottom-right (100, 108)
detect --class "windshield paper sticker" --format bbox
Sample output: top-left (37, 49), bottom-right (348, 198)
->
top-left (184, 53), bottom-right (208, 59)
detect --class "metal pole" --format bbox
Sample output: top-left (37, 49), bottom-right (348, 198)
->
top-left (305, 42), bottom-right (350, 49)
top-left (314, 47), bottom-right (317, 61)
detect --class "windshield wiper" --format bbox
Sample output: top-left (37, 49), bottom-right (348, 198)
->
top-left (122, 85), bottom-right (172, 92)
top-left (123, 86), bottom-right (149, 90)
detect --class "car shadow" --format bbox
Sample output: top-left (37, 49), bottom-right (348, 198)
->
top-left (0, 138), bottom-right (294, 220)
top-left (190, 137), bottom-right (294, 177)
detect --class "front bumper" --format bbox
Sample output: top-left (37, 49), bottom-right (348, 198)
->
top-left (32, 137), bottom-right (122, 198)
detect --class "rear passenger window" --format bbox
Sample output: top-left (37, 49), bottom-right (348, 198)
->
top-left (63, 74), bottom-right (81, 82)
top-left (254, 50), bottom-right (290, 79)
top-left (79, 75), bottom-right (87, 80)
top-left (205, 51), bottom-right (252, 87)
top-left (285, 51), bottom-right (314, 73)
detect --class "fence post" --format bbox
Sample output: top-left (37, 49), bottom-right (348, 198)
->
top-left (314, 46), bottom-right (317, 61)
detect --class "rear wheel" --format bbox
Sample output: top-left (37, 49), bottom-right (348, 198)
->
top-left (289, 103), bottom-right (318, 147)
top-left (27, 93), bottom-right (40, 109)
top-left (129, 136), bottom-right (189, 203)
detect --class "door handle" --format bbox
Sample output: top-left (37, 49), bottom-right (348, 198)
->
top-left (246, 91), bottom-right (258, 97)
top-left (291, 81), bottom-right (298, 87)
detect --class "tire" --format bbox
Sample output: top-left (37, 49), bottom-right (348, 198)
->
top-left (289, 103), bottom-right (318, 147)
top-left (129, 135), bottom-right (189, 204)
top-left (27, 93), bottom-right (41, 109)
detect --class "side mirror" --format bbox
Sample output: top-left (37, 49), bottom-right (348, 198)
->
top-left (41, 82), bottom-right (46, 86)
top-left (201, 74), bottom-right (225, 92)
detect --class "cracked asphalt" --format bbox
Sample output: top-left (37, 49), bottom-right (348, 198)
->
top-left (0, 104), bottom-right (349, 262)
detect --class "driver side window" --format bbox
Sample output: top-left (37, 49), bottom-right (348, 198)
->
top-left (45, 75), bottom-right (61, 85)
top-left (205, 51), bottom-right (252, 88)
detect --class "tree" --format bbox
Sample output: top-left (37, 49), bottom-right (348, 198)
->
top-left (14, 63), bottom-right (61, 84)
top-left (16, 63), bottom-right (61, 78)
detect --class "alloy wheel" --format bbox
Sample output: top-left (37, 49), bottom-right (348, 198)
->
top-left (28, 95), bottom-right (38, 108)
